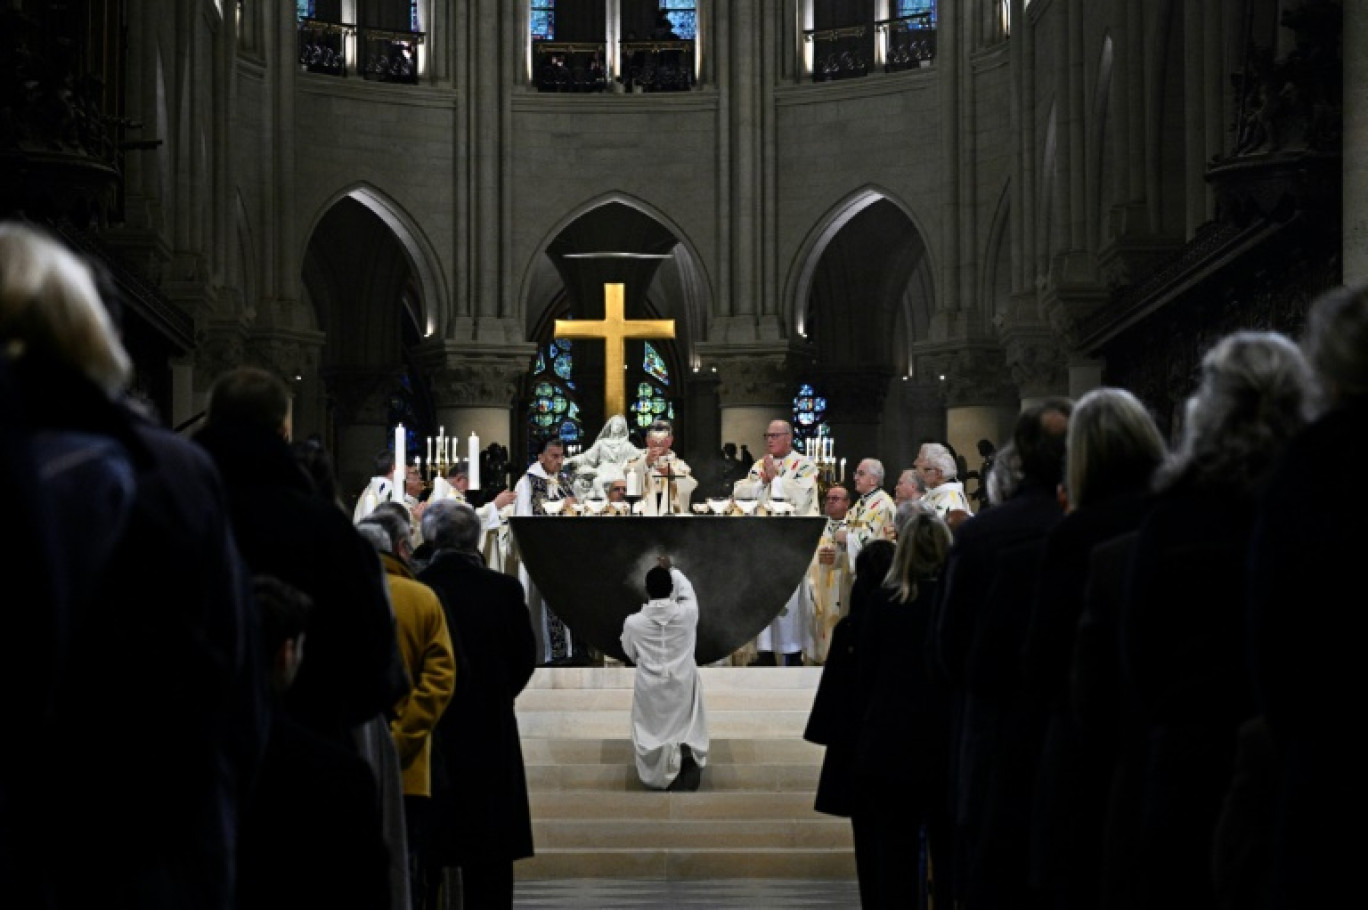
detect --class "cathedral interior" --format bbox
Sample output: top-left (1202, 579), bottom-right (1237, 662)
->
top-left (0, 0), bottom-right (1354, 500)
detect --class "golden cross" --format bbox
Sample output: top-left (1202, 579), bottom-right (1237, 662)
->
top-left (555, 282), bottom-right (675, 419)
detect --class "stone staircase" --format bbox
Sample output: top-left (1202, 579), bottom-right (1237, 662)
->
top-left (514, 666), bottom-right (856, 881)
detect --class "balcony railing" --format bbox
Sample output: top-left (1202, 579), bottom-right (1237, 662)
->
top-left (298, 17), bottom-right (353, 77)
top-left (618, 39), bottom-right (696, 93)
top-left (534, 41), bottom-right (609, 93)
top-left (804, 25), bottom-right (870, 83)
top-left (875, 13), bottom-right (936, 73)
top-left (359, 26), bottom-right (424, 84)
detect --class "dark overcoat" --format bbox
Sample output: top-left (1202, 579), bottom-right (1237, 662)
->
top-left (419, 549), bottom-right (538, 865)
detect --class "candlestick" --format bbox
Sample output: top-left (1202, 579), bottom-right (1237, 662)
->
top-left (468, 432), bottom-right (480, 489)
top-left (393, 424), bottom-right (405, 502)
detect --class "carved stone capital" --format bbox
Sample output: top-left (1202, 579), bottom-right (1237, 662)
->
top-left (704, 346), bottom-right (806, 407)
top-left (247, 329), bottom-right (326, 379)
top-left (415, 341), bottom-right (537, 409)
top-left (195, 320), bottom-right (249, 393)
top-left (914, 343), bottom-right (1017, 409)
top-left (997, 308), bottom-right (1070, 399)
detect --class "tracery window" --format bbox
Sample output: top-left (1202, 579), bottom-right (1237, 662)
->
top-left (630, 342), bottom-right (675, 429)
top-left (791, 383), bottom-right (829, 454)
top-left (527, 338), bottom-right (583, 452)
top-left (658, 0), bottom-right (697, 39)
top-left (531, 0), bottom-right (556, 39)
top-left (893, 0), bottom-right (935, 26)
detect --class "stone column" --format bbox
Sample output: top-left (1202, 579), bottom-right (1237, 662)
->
top-left (918, 344), bottom-right (1021, 465)
top-left (1347, 0), bottom-right (1368, 285)
top-left (326, 367), bottom-right (401, 497)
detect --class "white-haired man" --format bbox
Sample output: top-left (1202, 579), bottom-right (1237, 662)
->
top-left (915, 442), bottom-right (972, 529)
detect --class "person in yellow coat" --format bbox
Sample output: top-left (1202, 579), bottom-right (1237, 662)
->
top-left (356, 508), bottom-right (457, 907)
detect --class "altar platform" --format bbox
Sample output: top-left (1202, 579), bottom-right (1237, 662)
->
top-left (510, 515), bottom-right (826, 664)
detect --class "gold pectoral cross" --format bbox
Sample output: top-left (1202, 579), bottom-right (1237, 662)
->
top-left (555, 282), bottom-right (675, 419)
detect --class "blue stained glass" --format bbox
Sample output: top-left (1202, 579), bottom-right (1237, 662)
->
top-left (534, 381), bottom-right (553, 398)
top-left (534, 351), bottom-right (546, 374)
top-left (560, 420), bottom-right (579, 441)
top-left (896, 0), bottom-right (937, 26)
top-left (643, 342), bottom-right (669, 385)
top-left (410, 0), bottom-right (419, 31)
top-left (815, 397), bottom-right (827, 410)
top-left (535, 413), bottom-right (553, 427)
top-left (296, 1), bottom-right (313, 20)
top-left (660, 1), bottom-right (697, 39)
top-left (531, 10), bottom-right (555, 41)
top-left (568, 401), bottom-right (580, 420)
top-left (553, 353), bottom-right (573, 381)
top-left (552, 396), bottom-right (567, 414)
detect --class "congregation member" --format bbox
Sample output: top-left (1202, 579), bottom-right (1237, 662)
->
top-left (1117, 332), bottom-right (1314, 910)
top-left (854, 509), bottom-right (954, 910)
top-left (513, 435), bottom-right (586, 664)
top-left (931, 397), bottom-right (1072, 909)
top-left (740, 419), bottom-right (821, 665)
top-left (1020, 387), bottom-right (1166, 909)
top-left (805, 540), bottom-right (896, 829)
top-left (357, 508), bottom-right (458, 906)
top-left (621, 559), bottom-right (709, 792)
top-left (417, 500), bottom-right (537, 910)
top-left (915, 442), bottom-right (973, 528)
top-left (235, 575), bottom-right (389, 910)
top-left (427, 460), bottom-right (516, 569)
top-left (0, 221), bottom-right (266, 909)
top-left (1249, 283), bottom-right (1368, 910)
top-left (622, 417), bottom-right (698, 514)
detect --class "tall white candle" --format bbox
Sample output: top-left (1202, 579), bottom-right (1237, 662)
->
top-left (839, 457), bottom-right (847, 481)
top-left (468, 431), bottom-right (480, 489)
top-left (393, 424), bottom-right (405, 501)
top-left (626, 470), bottom-right (641, 497)
top-left (426, 436), bottom-right (433, 464)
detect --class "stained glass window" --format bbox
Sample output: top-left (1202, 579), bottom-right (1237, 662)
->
top-left (895, 0), bottom-right (936, 26)
top-left (388, 372), bottom-right (422, 464)
top-left (531, 1), bottom-right (555, 40)
top-left (659, 1), bottom-right (697, 40)
top-left (296, 1), bottom-right (313, 18)
top-left (410, 0), bottom-right (420, 32)
top-left (643, 342), bottom-right (669, 385)
top-left (631, 342), bottom-right (674, 429)
top-left (791, 383), bottom-right (829, 455)
top-left (527, 335), bottom-right (582, 451)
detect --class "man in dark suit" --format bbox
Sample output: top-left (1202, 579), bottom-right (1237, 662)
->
top-left (418, 499), bottom-right (538, 910)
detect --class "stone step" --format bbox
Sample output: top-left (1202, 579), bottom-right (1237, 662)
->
top-left (525, 756), bottom-right (821, 792)
top-left (517, 708), bottom-right (813, 739)
top-left (528, 789), bottom-right (823, 820)
top-left (517, 847), bottom-right (856, 881)
top-left (533, 817), bottom-right (852, 850)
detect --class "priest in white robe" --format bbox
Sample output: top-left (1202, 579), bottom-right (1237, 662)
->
top-left (621, 561), bottom-right (708, 791)
top-left (736, 420), bottom-right (820, 665)
top-left (622, 418), bottom-right (698, 516)
top-left (352, 450), bottom-right (397, 524)
top-left (428, 462), bottom-right (516, 572)
top-left (805, 484), bottom-right (855, 665)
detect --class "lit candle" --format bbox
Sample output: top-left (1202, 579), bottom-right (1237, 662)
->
top-left (468, 431), bottom-right (480, 489)
top-left (839, 457), bottom-right (847, 481)
top-left (393, 424), bottom-right (405, 501)
top-left (426, 436), bottom-right (433, 464)
top-left (626, 470), bottom-right (641, 497)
